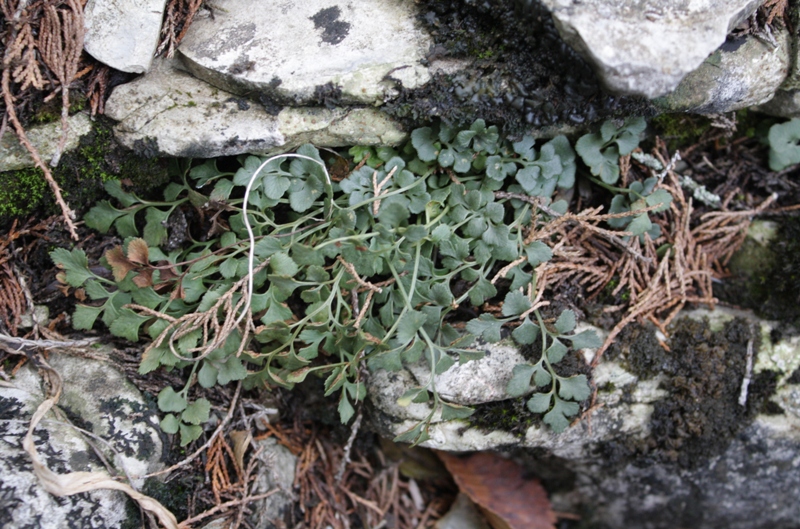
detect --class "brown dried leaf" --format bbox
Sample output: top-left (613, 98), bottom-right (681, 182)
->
top-left (131, 269), bottom-right (153, 288)
top-left (104, 247), bottom-right (134, 282)
top-left (126, 238), bottom-right (150, 265)
top-left (230, 429), bottom-right (252, 473)
top-left (438, 452), bottom-right (556, 529)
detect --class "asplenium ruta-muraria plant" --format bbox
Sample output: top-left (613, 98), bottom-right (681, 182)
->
top-left (51, 118), bottom-right (660, 445)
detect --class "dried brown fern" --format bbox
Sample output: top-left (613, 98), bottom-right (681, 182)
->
top-left (1, 0), bottom-right (80, 239)
top-left (38, 0), bottom-right (84, 166)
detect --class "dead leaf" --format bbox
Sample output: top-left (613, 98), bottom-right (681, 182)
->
top-left (126, 238), bottom-right (150, 265)
top-left (437, 452), bottom-right (556, 529)
top-left (104, 246), bottom-right (134, 282)
top-left (131, 269), bottom-right (154, 288)
top-left (230, 429), bottom-right (252, 473)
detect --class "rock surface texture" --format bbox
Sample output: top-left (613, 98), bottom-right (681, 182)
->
top-left (0, 352), bottom-right (166, 528)
top-left (658, 30), bottom-right (791, 113)
top-left (104, 58), bottom-right (406, 158)
top-left (178, 0), bottom-right (432, 106)
top-left (0, 113), bottom-right (92, 172)
top-left (83, 0), bottom-right (168, 73)
top-left (539, 0), bottom-right (763, 98)
top-left (369, 307), bottom-right (800, 529)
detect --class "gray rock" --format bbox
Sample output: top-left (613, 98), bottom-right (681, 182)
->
top-left (434, 493), bottom-right (490, 529)
top-left (83, 0), bottom-right (167, 73)
top-left (755, 88), bottom-right (800, 118)
top-left (177, 0), bottom-right (432, 106)
top-left (104, 58), bottom-right (406, 158)
top-left (0, 113), bottom-right (92, 172)
top-left (0, 351), bottom-right (166, 528)
top-left (249, 437), bottom-right (297, 528)
top-left (406, 341), bottom-right (530, 405)
top-left (368, 307), bottom-right (800, 528)
top-left (656, 30), bottom-right (791, 113)
top-left (540, 0), bottom-right (763, 98)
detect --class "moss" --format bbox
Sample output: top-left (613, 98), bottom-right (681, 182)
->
top-left (611, 317), bottom-right (779, 469)
top-left (0, 117), bottom-right (169, 228)
top-left (651, 113), bottom-right (713, 150)
top-left (720, 216), bottom-right (800, 326)
top-left (122, 476), bottom-right (194, 529)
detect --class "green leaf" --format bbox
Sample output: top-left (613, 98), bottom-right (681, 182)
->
top-left (546, 339), bottom-right (568, 364)
top-left (198, 362), bottom-right (218, 388)
top-left (543, 398), bottom-right (580, 433)
top-left (254, 237), bottom-right (284, 258)
top-left (430, 283), bottom-right (454, 307)
top-left (160, 414), bottom-right (180, 434)
top-left (768, 118), bottom-right (800, 170)
top-left (467, 277), bottom-right (497, 306)
top-left (50, 248), bottom-right (94, 287)
top-left (84, 201), bottom-right (125, 233)
top-left (108, 308), bottom-right (150, 342)
top-left (181, 398), bottom-right (211, 425)
top-left (72, 304), bottom-right (102, 330)
top-left (441, 402), bottom-right (474, 421)
top-left (627, 213), bottom-right (652, 236)
top-left (512, 318), bottom-right (540, 345)
top-left (645, 188), bottom-right (673, 213)
top-left (179, 423), bottom-right (203, 446)
top-left (217, 355), bottom-right (248, 384)
top-left (533, 365), bottom-right (552, 387)
top-left (466, 314), bottom-right (503, 343)
top-left (219, 258), bottom-right (239, 279)
top-left (411, 127), bottom-right (438, 162)
top-left (405, 225), bottom-right (428, 243)
top-left (435, 352), bottom-right (455, 374)
top-left (502, 291), bottom-right (531, 317)
top-left (393, 421), bottom-right (430, 446)
top-left (507, 364), bottom-right (535, 397)
top-left (368, 347), bottom-right (404, 372)
top-left (555, 310), bottom-right (576, 334)
top-left (270, 252), bottom-right (299, 277)
top-left (527, 392), bottom-right (553, 413)
top-left (158, 387), bottom-right (187, 413)
top-left (378, 201), bottom-right (410, 227)
top-left (558, 374), bottom-right (591, 401)
top-left (398, 387), bottom-right (427, 407)
top-left (396, 310), bottom-right (428, 346)
top-left (525, 241), bottom-right (553, 266)
top-left (568, 329), bottom-right (603, 349)
top-left (104, 179), bottom-right (138, 207)
top-left (143, 208), bottom-right (169, 247)
top-left (338, 393), bottom-right (355, 424)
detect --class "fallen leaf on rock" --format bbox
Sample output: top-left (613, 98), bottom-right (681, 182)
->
top-left (437, 451), bottom-right (556, 529)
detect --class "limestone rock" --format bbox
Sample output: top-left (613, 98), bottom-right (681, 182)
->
top-left (368, 307), bottom-right (800, 527)
top-left (0, 351), bottom-right (166, 528)
top-left (539, 0), bottom-right (763, 98)
top-left (755, 88), bottom-right (800, 118)
top-left (104, 59), bottom-right (407, 158)
top-left (83, 0), bottom-right (167, 73)
top-left (406, 342), bottom-right (530, 405)
top-left (177, 0), bottom-right (432, 106)
top-left (249, 438), bottom-right (297, 528)
top-left (0, 113), bottom-right (92, 172)
top-left (656, 30), bottom-right (791, 113)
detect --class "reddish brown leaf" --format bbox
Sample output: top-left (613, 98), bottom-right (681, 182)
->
top-left (132, 269), bottom-right (154, 288)
top-left (105, 246), bottom-right (135, 282)
top-left (73, 288), bottom-right (86, 302)
top-left (437, 451), bottom-right (556, 529)
top-left (126, 238), bottom-right (150, 265)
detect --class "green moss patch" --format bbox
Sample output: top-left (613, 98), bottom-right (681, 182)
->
top-left (0, 117), bottom-right (169, 227)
